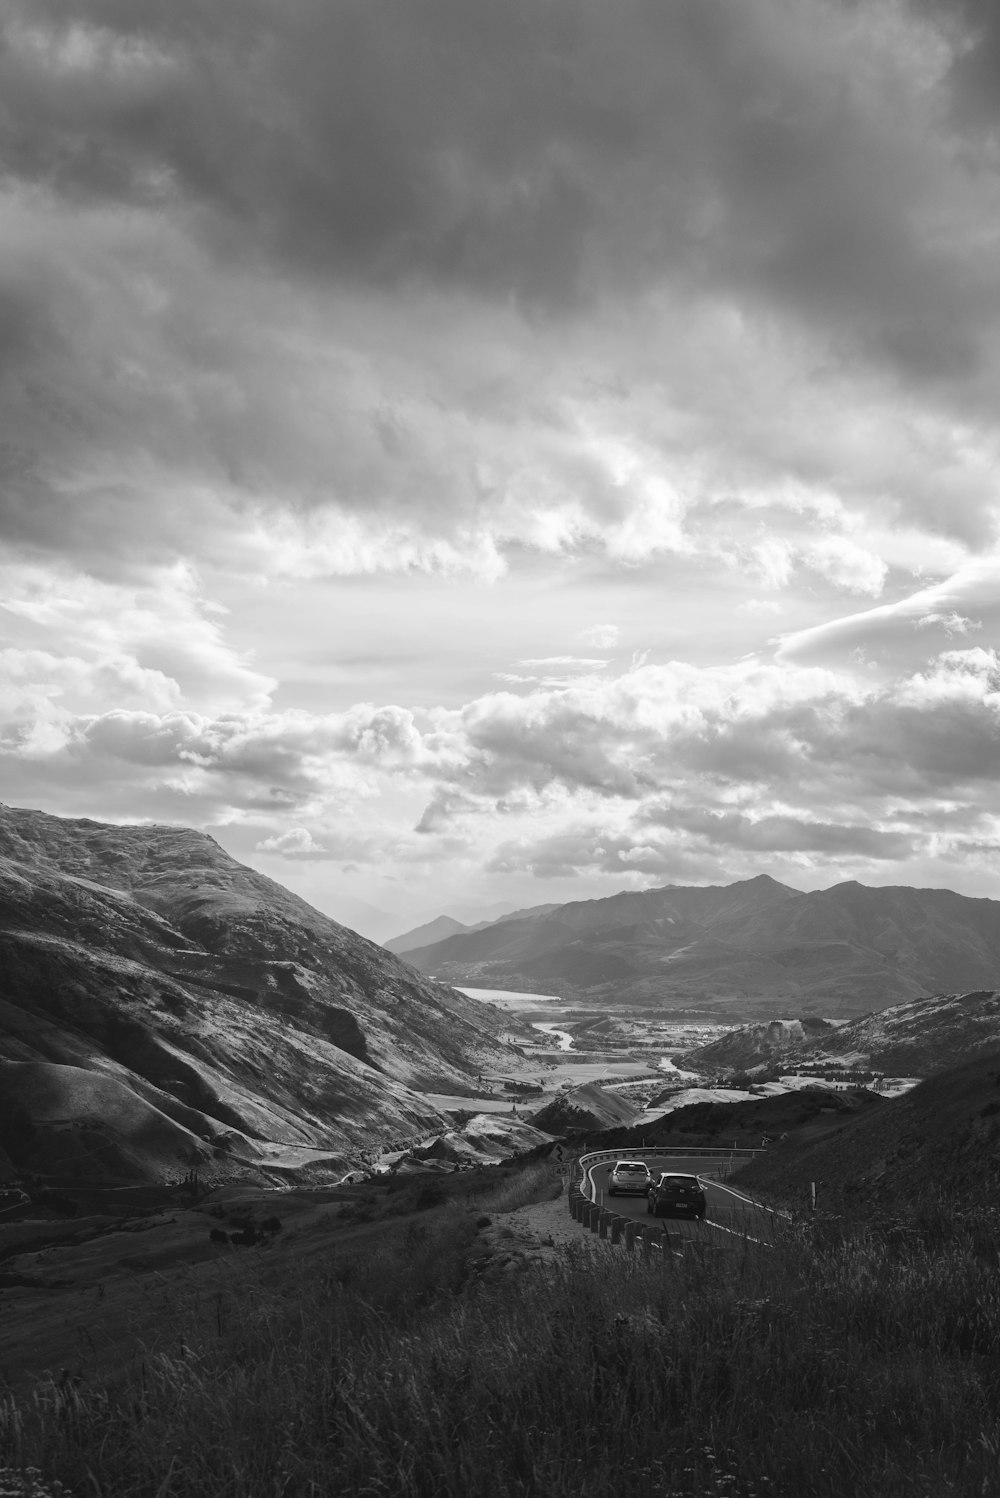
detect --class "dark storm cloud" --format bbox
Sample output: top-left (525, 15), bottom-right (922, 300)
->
top-left (914, 0), bottom-right (1000, 130)
top-left (4, 0), bottom-right (995, 374)
top-left (1, 0), bottom-right (998, 599)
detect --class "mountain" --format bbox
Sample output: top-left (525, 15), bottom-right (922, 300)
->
top-left (385, 901), bottom-right (562, 954)
top-left (401, 875), bottom-right (1000, 1019)
top-left (0, 805), bottom-right (516, 1186)
top-left (385, 914), bottom-right (471, 954)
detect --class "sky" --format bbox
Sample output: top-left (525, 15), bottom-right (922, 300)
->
top-left (3, 0), bottom-right (1000, 940)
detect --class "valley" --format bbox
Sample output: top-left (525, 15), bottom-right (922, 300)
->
top-left (3, 806), bottom-right (1000, 1498)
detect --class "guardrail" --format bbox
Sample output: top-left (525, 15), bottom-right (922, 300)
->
top-left (575, 1146), bottom-right (760, 1201)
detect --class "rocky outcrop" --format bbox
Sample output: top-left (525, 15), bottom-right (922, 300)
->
top-left (677, 1017), bottom-right (840, 1074)
top-left (680, 992), bottom-right (1000, 1079)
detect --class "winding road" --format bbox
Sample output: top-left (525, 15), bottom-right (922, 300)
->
top-left (587, 1153), bottom-right (780, 1246)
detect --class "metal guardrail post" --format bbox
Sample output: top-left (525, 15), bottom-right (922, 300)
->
top-left (624, 1221), bottom-right (638, 1253)
top-left (610, 1216), bottom-right (622, 1245)
top-left (598, 1210), bottom-right (609, 1239)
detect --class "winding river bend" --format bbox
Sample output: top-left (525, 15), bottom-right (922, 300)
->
top-left (532, 1021), bottom-right (574, 1051)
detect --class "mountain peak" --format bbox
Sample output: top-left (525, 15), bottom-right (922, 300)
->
top-left (401, 871), bottom-right (1000, 1019)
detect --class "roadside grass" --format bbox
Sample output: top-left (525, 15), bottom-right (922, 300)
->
top-left (469, 1159), bottom-right (562, 1213)
top-left (2, 1195), bottom-right (998, 1497)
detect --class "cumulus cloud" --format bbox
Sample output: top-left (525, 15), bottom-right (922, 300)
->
top-left (256, 827), bottom-right (325, 858)
top-left (5, 645), bottom-right (1000, 893)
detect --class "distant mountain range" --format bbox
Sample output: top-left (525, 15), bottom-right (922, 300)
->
top-left (386, 914), bottom-right (472, 953)
top-left (385, 902), bottom-right (560, 955)
top-left (400, 875), bottom-right (1000, 1019)
top-left (0, 805), bottom-right (515, 1186)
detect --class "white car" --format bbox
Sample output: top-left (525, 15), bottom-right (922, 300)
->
top-left (608, 1160), bottom-right (651, 1196)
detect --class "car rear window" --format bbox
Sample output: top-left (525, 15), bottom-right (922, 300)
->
top-left (659, 1175), bottom-right (698, 1187)
top-left (616, 1164), bottom-right (647, 1173)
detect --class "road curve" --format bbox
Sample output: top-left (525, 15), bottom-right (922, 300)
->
top-left (589, 1154), bottom-right (778, 1246)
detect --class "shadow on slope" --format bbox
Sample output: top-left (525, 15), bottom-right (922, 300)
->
top-left (733, 1046), bottom-right (1000, 1214)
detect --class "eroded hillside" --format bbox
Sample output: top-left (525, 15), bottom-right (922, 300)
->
top-left (0, 804), bottom-right (517, 1185)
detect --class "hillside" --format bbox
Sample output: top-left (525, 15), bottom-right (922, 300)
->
top-left (402, 875), bottom-right (1000, 1019)
top-left (530, 1082), bottom-right (640, 1134)
top-left (0, 804), bottom-right (516, 1185)
top-left (680, 990), bottom-right (1000, 1078)
top-left (735, 1047), bottom-right (1000, 1211)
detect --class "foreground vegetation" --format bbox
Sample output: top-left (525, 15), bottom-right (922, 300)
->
top-left (2, 1172), bottom-right (999, 1498)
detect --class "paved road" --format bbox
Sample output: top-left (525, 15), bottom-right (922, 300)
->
top-left (588, 1154), bottom-right (779, 1246)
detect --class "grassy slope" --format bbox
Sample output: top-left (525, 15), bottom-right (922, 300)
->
top-left (733, 1046), bottom-right (1000, 1215)
top-left (2, 1140), bottom-right (999, 1498)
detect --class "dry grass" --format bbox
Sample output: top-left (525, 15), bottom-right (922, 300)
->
top-left (1, 1190), bottom-right (998, 1498)
top-left (469, 1159), bottom-right (562, 1213)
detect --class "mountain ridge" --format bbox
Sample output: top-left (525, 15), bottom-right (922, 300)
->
top-left (401, 874), bottom-right (1000, 1018)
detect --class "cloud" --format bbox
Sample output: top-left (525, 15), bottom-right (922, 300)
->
top-left (517, 657), bottom-right (609, 668)
top-left (4, 0), bottom-right (1000, 907)
top-left (643, 805), bottom-right (916, 861)
top-left (802, 536), bottom-right (888, 597)
top-left (915, 611), bottom-right (981, 635)
top-left (0, 560), bottom-right (274, 717)
top-left (777, 555), bottom-right (1000, 672)
top-left (6, 643), bottom-right (999, 892)
top-left (255, 826), bottom-right (325, 858)
top-left (0, 0), bottom-right (998, 594)
top-left (578, 624), bottom-right (620, 648)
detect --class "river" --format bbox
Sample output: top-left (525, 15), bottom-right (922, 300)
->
top-left (532, 1021), bottom-right (574, 1051)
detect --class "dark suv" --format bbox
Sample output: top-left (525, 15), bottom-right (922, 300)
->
top-left (647, 1172), bottom-right (706, 1219)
